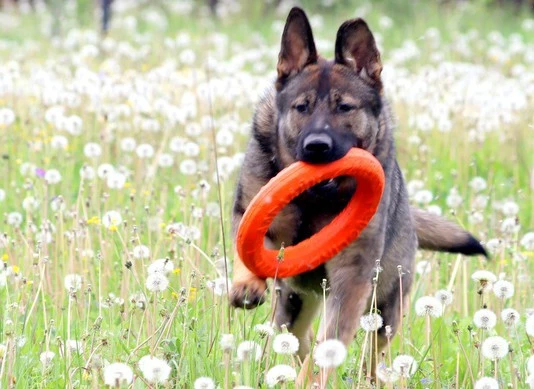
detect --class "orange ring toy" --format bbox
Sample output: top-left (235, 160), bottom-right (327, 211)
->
top-left (236, 148), bottom-right (385, 279)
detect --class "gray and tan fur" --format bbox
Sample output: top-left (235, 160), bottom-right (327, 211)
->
top-left (230, 7), bottom-right (486, 385)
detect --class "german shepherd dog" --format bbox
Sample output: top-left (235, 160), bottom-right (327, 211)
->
top-left (230, 7), bottom-right (486, 384)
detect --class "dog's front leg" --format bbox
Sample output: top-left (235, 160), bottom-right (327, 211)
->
top-left (230, 240), bottom-right (268, 309)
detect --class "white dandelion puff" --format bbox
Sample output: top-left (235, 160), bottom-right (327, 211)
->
top-left (138, 355), bottom-right (171, 384)
top-left (40, 351), bottom-right (55, 367)
top-left (469, 177), bottom-right (487, 192)
top-left (474, 377), bottom-right (499, 389)
top-left (434, 289), bottom-right (453, 306)
top-left (236, 341), bottom-right (262, 362)
top-left (102, 211), bottom-right (122, 229)
top-left (272, 333), bottom-right (299, 355)
top-left (65, 339), bottom-right (83, 353)
top-left (206, 277), bottom-right (231, 296)
top-left (501, 308), bottom-right (520, 327)
top-left (132, 245), bottom-right (150, 259)
top-left (521, 232), bottom-right (534, 251)
top-left (415, 296), bottom-right (443, 317)
top-left (145, 273), bottom-right (169, 292)
top-left (83, 142), bottom-right (102, 158)
top-left (194, 377), bottom-right (215, 389)
top-left (147, 259), bottom-right (175, 275)
top-left (502, 200), bottom-right (519, 217)
top-left (136, 143), bottom-right (155, 159)
top-left (481, 336), bottom-right (509, 360)
top-left (64, 274), bottom-right (82, 292)
top-left (472, 270), bottom-right (496, 292)
top-left (473, 309), bottom-right (497, 330)
top-left (254, 323), bottom-right (275, 337)
top-left (313, 339), bottom-right (347, 368)
top-left (97, 163), bottom-right (115, 179)
top-left (220, 334), bottom-right (234, 351)
top-left (526, 315), bottom-right (534, 337)
top-left (265, 364), bottom-right (297, 387)
top-left (103, 363), bottom-right (134, 387)
top-left (416, 260), bottom-right (431, 275)
top-left (392, 354), bottom-right (418, 378)
top-left (493, 280), bottom-right (514, 299)
top-left (360, 313), bottom-right (384, 332)
top-left (376, 362), bottom-right (399, 383)
top-left (526, 355), bottom-right (534, 375)
top-left (44, 169), bottom-right (62, 184)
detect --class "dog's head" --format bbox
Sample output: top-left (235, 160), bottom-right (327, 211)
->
top-left (275, 7), bottom-right (384, 167)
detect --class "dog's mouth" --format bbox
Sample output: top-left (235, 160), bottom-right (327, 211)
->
top-left (307, 177), bottom-right (340, 196)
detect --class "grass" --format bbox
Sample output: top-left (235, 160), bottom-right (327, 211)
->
top-left (0, 0), bottom-right (533, 388)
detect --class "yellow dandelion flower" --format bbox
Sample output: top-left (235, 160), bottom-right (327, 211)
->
top-left (2, 253), bottom-right (8, 262)
top-left (12, 265), bottom-right (20, 274)
top-left (173, 268), bottom-right (181, 275)
top-left (87, 216), bottom-right (100, 225)
top-left (109, 225), bottom-right (118, 232)
top-left (171, 292), bottom-right (179, 299)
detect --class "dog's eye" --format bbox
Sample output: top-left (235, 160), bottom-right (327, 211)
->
top-left (294, 102), bottom-right (309, 113)
top-left (336, 103), bottom-right (355, 113)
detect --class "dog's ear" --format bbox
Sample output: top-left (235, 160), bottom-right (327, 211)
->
top-left (276, 7), bottom-right (318, 90)
top-left (334, 19), bottom-right (382, 90)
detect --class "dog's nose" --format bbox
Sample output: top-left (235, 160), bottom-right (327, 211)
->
top-left (303, 133), bottom-right (333, 154)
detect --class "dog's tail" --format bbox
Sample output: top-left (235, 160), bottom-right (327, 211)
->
top-left (412, 207), bottom-right (487, 257)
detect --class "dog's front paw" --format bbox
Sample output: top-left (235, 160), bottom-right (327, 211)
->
top-left (230, 278), bottom-right (268, 309)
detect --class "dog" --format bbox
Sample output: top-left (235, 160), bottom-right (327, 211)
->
top-left (229, 7), bottom-right (486, 385)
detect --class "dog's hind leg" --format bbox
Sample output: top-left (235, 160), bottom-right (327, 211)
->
top-left (314, 263), bottom-right (374, 388)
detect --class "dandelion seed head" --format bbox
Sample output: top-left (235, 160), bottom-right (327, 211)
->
top-left (481, 336), bottom-right (509, 360)
top-left (526, 355), bottom-right (534, 375)
top-left (474, 377), bottom-right (499, 389)
top-left (236, 341), bottom-right (261, 362)
top-left (83, 142), bottom-right (102, 158)
top-left (434, 289), bottom-right (453, 306)
top-left (313, 339), bottom-right (347, 368)
top-left (219, 334), bottom-right (234, 351)
top-left (206, 277), bottom-right (231, 296)
top-left (501, 308), bottom-right (520, 327)
top-left (526, 315), bottom-right (534, 336)
top-left (272, 333), bottom-right (299, 355)
top-left (469, 176), bottom-right (487, 192)
top-left (493, 279), bottom-right (514, 299)
top-left (102, 211), bottom-right (122, 229)
top-left (64, 274), bottom-right (82, 292)
top-left (360, 313), bottom-right (384, 332)
top-left (132, 245), bottom-right (150, 259)
top-left (392, 354), bottom-right (418, 378)
top-left (39, 351), bottom-right (55, 367)
top-left (473, 309), bottom-right (497, 330)
top-left (521, 232), bottom-right (534, 251)
top-left (65, 339), bottom-right (83, 353)
top-left (254, 323), bottom-right (275, 337)
top-left (145, 273), bottom-right (169, 292)
top-left (265, 364), bottom-right (297, 387)
top-left (147, 259), bottom-right (175, 275)
top-left (376, 362), bottom-right (399, 383)
top-left (103, 362), bottom-right (133, 387)
top-left (415, 296), bottom-right (443, 317)
top-left (502, 200), bottom-right (519, 216)
top-left (138, 355), bottom-right (171, 384)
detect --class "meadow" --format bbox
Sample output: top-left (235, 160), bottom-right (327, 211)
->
top-left (0, 0), bottom-right (533, 387)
